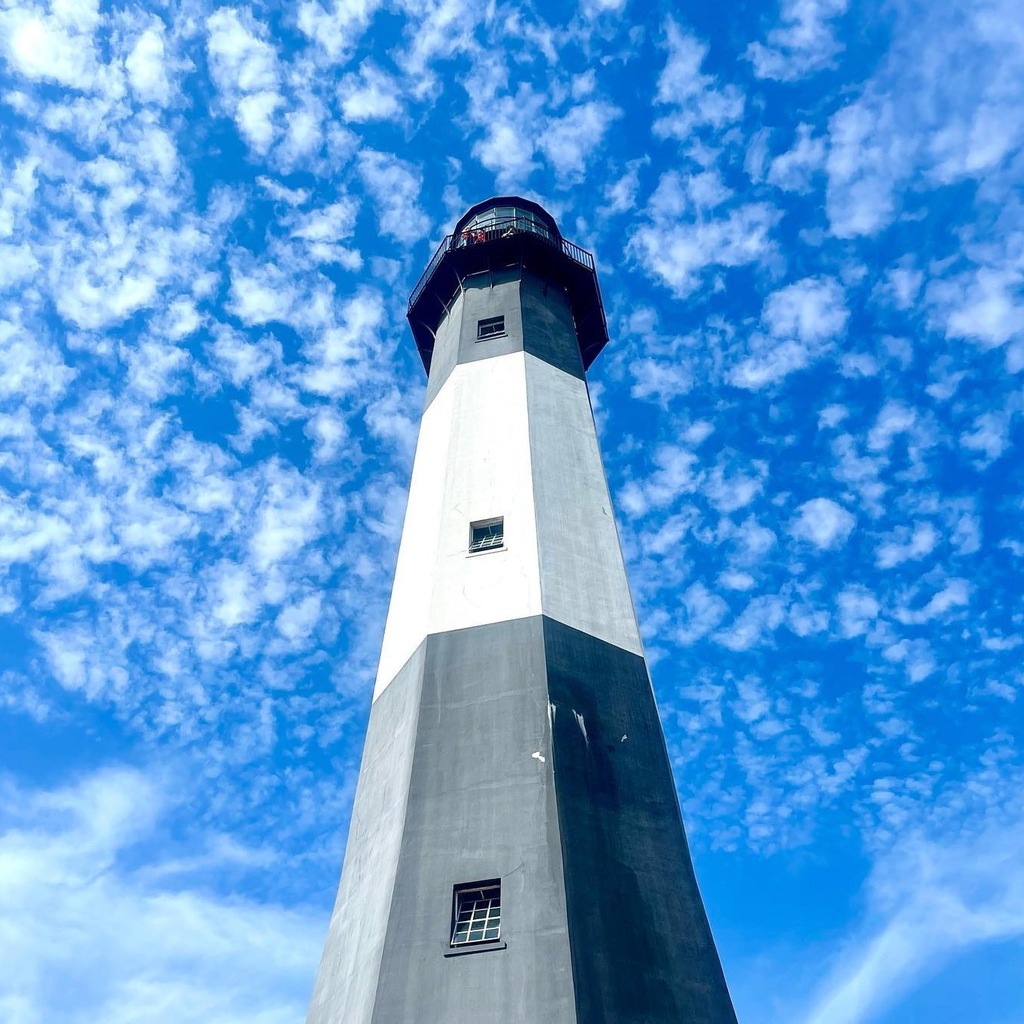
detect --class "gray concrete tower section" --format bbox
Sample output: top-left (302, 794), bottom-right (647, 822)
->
top-left (306, 198), bottom-right (738, 1024)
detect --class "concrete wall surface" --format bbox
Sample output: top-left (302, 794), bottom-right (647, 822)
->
top-left (308, 618), bottom-right (737, 1024)
top-left (544, 617), bottom-right (738, 1024)
top-left (525, 351), bottom-right (642, 658)
top-left (374, 350), bottom-right (543, 697)
top-left (307, 642), bottom-right (426, 1024)
top-left (370, 618), bottom-right (577, 1024)
top-left (376, 269), bottom-right (641, 697)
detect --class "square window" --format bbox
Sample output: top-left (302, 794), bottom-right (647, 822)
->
top-left (477, 315), bottom-right (505, 340)
top-left (469, 518), bottom-right (504, 552)
top-left (451, 880), bottom-right (501, 947)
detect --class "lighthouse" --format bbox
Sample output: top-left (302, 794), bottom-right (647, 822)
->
top-left (306, 197), bottom-right (737, 1023)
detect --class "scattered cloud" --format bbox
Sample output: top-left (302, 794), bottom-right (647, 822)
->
top-left (338, 62), bottom-right (403, 122)
top-left (654, 19), bottom-right (744, 138)
top-left (746, 0), bottom-right (849, 81)
top-left (730, 276), bottom-right (849, 388)
top-left (803, 784), bottom-right (1024, 1024)
top-left (791, 497), bottom-right (856, 550)
top-left (356, 149), bottom-right (431, 244)
top-left (0, 766), bottom-right (322, 1024)
top-left (629, 170), bottom-right (780, 298)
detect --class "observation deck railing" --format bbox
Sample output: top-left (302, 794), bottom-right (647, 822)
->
top-left (408, 217), bottom-right (597, 311)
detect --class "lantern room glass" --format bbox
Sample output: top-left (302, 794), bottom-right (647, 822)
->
top-left (458, 205), bottom-right (554, 245)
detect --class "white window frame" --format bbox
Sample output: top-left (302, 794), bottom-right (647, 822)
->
top-left (450, 880), bottom-right (502, 947)
top-left (468, 516), bottom-right (504, 553)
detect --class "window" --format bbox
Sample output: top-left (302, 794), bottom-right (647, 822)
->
top-left (461, 206), bottom-right (554, 243)
top-left (469, 517), bottom-right (504, 552)
top-left (477, 315), bottom-right (505, 340)
top-left (451, 880), bottom-right (501, 946)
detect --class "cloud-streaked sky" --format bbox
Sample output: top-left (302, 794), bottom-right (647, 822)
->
top-left (1, 0), bottom-right (1022, 1021)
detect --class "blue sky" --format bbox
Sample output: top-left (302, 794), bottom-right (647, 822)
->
top-left (1, 0), bottom-right (1023, 1021)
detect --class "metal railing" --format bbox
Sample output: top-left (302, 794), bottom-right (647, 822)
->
top-left (408, 218), bottom-right (596, 310)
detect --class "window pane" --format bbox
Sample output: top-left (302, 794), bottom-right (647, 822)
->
top-left (469, 519), bottom-right (504, 552)
top-left (477, 315), bottom-right (505, 340)
top-left (452, 880), bottom-right (502, 945)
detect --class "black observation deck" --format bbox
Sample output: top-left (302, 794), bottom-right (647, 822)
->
top-left (407, 197), bottom-right (610, 374)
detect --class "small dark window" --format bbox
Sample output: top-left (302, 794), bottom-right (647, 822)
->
top-left (469, 518), bottom-right (504, 552)
top-left (477, 315), bottom-right (505, 340)
top-left (451, 880), bottom-right (501, 946)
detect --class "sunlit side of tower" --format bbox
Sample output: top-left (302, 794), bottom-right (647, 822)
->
top-left (307, 198), bottom-right (737, 1023)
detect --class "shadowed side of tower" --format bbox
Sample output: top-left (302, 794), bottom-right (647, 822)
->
top-left (306, 198), bottom-right (738, 1024)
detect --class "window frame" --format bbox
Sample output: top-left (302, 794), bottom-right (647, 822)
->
top-left (468, 516), bottom-right (504, 553)
top-left (476, 315), bottom-right (506, 341)
top-left (449, 879), bottom-right (502, 949)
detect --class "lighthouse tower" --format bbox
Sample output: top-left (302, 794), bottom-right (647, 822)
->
top-left (307, 198), bottom-right (737, 1024)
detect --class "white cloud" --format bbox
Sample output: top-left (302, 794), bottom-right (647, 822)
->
top-left (205, 8), bottom-right (283, 154)
top-left (0, 0), bottom-right (101, 90)
top-left (791, 498), bottom-right (856, 550)
top-left (229, 259), bottom-right (300, 326)
top-left (877, 259), bottom-right (923, 312)
top-left (464, 57), bottom-right (544, 190)
top-left (305, 406), bottom-right (349, 462)
top-left (837, 585), bottom-right (879, 638)
top-left (392, 0), bottom-right (480, 94)
top-left (930, 263), bottom-right (1024, 349)
top-left (746, 0), bottom-right (848, 81)
top-left (277, 593), bottom-right (324, 643)
top-left (301, 287), bottom-right (385, 395)
top-left (602, 160), bottom-right (646, 216)
top-left (894, 578), bottom-right (970, 625)
top-left (580, 0), bottom-right (629, 14)
top-left (705, 462), bottom-right (767, 513)
top-left (463, 52), bottom-right (620, 188)
top-left (767, 123), bottom-right (827, 192)
top-left (619, 444), bottom-right (701, 516)
top-left (125, 22), bottom-right (171, 105)
top-left (727, 515), bottom-right (778, 563)
top-left (654, 20), bottom-right (744, 138)
top-left (716, 594), bottom-right (787, 651)
top-left (237, 91), bottom-right (283, 153)
top-left (730, 276), bottom-right (848, 389)
top-left (766, 275), bottom-right (848, 342)
top-left (676, 581), bottom-right (729, 644)
top-left (719, 569), bottom-right (756, 591)
top-left (629, 171), bottom-right (779, 298)
top-left (257, 177), bottom-right (310, 206)
top-left (826, 97), bottom-right (908, 239)
top-left (0, 329), bottom-right (74, 405)
top-left (249, 462), bottom-right (322, 572)
top-left (539, 100), bottom-right (621, 181)
top-left (826, 0), bottom-right (1024, 237)
top-left (297, 0), bottom-right (381, 61)
top-left (0, 767), bottom-right (320, 1024)
top-left (206, 9), bottom-right (278, 93)
top-left (289, 197), bottom-right (360, 248)
top-left (338, 62), bottom-right (403, 122)
top-left (210, 560), bottom-right (261, 627)
top-left (960, 410), bottom-right (1013, 462)
top-left (866, 401), bottom-right (916, 452)
top-left (875, 521), bottom-right (938, 568)
top-left (803, 813), bottom-right (1024, 1024)
top-left (356, 149), bottom-right (430, 245)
